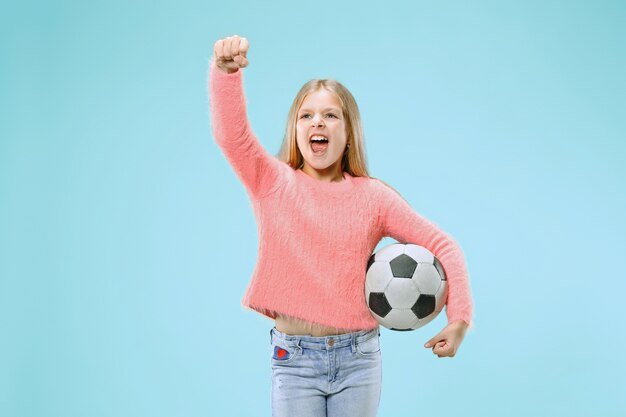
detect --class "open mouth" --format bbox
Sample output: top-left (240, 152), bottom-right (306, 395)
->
top-left (310, 135), bottom-right (329, 154)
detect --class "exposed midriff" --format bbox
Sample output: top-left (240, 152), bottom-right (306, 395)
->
top-left (275, 313), bottom-right (357, 336)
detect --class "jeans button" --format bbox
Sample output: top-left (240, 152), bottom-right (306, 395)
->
top-left (327, 338), bottom-right (334, 347)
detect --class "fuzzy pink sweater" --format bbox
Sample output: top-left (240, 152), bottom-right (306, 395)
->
top-left (208, 60), bottom-right (473, 331)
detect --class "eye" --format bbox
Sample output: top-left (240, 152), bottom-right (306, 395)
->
top-left (299, 113), bottom-right (339, 119)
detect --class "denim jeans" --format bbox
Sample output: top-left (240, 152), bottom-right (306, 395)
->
top-left (269, 326), bottom-right (382, 417)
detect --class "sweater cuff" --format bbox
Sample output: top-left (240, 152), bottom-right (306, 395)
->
top-left (449, 317), bottom-right (473, 330)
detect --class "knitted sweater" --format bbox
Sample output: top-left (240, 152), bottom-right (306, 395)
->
top-left (208, 60), bottom-right (473, 331)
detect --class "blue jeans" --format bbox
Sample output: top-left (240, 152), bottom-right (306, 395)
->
top-left (269, 326), bottom-right (382, 417)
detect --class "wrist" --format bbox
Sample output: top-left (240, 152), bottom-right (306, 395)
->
top-left (450, 319), bottom-right (469, 329)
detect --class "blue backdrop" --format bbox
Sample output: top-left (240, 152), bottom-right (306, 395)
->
top-left (1, 1), bottom-right (625, 416)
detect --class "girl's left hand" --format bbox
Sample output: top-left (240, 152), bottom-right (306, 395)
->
top-left (423, 320), bottom-right (469, 358)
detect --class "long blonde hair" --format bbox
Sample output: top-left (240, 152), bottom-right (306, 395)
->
top-left (274, 77), bottom-right (404, 198)
top-left (276, 78), bottom-right (370, 177)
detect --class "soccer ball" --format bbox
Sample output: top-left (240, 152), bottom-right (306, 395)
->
top-left (365, 243), bottom-right (448, 331)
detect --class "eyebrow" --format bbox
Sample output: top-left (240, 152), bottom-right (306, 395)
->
top-left (298, 107), bottom-right (341, 113)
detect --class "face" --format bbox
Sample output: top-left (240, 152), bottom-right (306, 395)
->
top-left (296, 88), bottom-right (348, 180)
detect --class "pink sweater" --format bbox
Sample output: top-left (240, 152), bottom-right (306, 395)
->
top-left (208, 60), bottom-right (473, 331)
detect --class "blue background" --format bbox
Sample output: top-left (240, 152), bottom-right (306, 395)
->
top-left (1, 1), bottom-right (625, 416)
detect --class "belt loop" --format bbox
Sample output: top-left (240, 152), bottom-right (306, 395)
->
top-left (269, 327), bottom-right (273, 344)
top-left (351, 332), bottom-right (356, 353)
top-left (296, 336), bottom-right (302, 349)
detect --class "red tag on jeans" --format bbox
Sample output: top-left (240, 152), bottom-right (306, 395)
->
top-left (273, 346), bottom-right (290, 360)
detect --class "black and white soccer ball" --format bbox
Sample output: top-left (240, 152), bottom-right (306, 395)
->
top-left (365, 243), bottom-right (448, 331)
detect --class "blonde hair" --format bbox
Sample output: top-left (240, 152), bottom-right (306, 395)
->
top-left (274, 77), bottom-right (403, 198)
top-left (276, 78), bottom-right (370, 177)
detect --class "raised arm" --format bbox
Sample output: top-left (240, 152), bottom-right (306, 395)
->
top-left (208, 35), bottom-right (282, 200)
top-left (376, 180), bottom-right (473, 328)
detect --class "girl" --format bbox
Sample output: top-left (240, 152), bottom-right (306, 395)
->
top-left (209, 35), bottom-right (473, 417)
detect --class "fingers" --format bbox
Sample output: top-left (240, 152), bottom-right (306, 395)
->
top-left (424, 337), bottom-right (450, 357)
top-left (424, 323), bottom-right (464, 358)
top-left (433, 341), bottom-right (447, 353)
top-left (213, 39), bottom-right (223, 60)
top-left (225, 35), bottom-right (240, 60)
top-left (222, 39), bottom-right (233, 60)
top-left (424, 334), bottom-right (441, 349)
top-left (433, 341), bottom-right (456, 358)
top-left (214, 35), bottom-right (249, 67)
top-left (239, 37), bottom-right (249, 57)
top-left (233, 54), bottom-right (248, 67)
top-left (233, 36), bottom-right (249, 67)
top-left (231, 36), bottom-right (240, 57)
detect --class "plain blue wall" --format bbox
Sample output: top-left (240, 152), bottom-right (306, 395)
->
top-left (1, 1), bottom-right (625, 416)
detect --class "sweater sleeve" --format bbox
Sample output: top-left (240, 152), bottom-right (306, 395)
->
top-left (208, 59), bottom-right (282, 200)
top-left (376, 180), bottom-right (474, 329)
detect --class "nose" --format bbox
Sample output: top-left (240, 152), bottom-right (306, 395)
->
top-left (311, 114), bottom-right (324, 126)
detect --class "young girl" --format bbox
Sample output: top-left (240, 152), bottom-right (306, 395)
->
top-left (209, 35), bottom-right (473, 417)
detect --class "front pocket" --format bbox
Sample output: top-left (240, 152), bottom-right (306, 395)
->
top-left (356, 335), bottom-right (380, 358)
top-left (270, 342), bottom-right (301, 365)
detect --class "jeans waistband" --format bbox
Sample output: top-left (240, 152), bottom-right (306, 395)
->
top-left (270, 326), bottom-right (380, 350)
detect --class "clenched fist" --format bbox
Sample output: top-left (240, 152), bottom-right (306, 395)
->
top-left (213, 35), bottom-right (249, 74)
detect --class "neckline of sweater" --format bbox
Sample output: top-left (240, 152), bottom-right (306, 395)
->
top-left (296, 169), bottom-right (353, 193)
